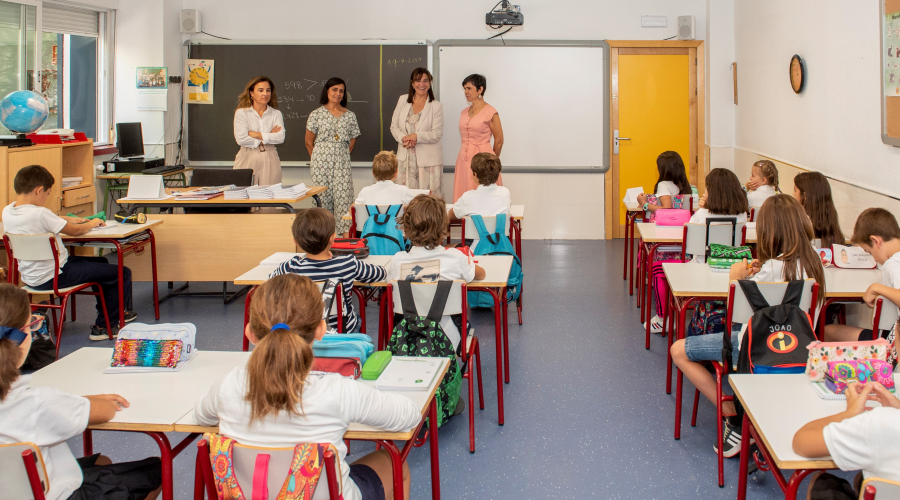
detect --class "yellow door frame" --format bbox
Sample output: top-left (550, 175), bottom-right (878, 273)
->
top-left (604, 40), bottom-right (706, 239)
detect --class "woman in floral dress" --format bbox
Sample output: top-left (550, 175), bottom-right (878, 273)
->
top-left (305, 77), bottom-right (360, 236)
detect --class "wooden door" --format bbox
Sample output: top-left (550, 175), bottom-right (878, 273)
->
top-left (605, 42), bottom-right (705, 239)
top-left (8, 146), bottom-right (63, 214)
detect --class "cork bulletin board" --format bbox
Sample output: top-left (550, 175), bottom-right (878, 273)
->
top-left (882, 0), bottom-right (900, 145)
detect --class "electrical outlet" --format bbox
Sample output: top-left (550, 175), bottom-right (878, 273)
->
top-left (168, 76), bottom-right (182, 84)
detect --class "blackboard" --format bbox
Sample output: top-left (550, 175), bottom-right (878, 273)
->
top-left (187, 42), bottom-right (428, 163)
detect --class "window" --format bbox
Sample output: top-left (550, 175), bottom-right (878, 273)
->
top-left (0, 0), bottom-right (113, 143)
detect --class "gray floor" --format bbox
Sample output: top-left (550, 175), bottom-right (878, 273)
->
top-left (54, 240), bottom-right (836, 499)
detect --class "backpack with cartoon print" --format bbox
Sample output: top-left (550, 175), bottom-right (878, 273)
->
top-left (386, 280), bottom-right (462, 427)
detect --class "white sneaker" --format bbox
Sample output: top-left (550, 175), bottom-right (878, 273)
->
top-left (642, 314), bottom-right (663, 334)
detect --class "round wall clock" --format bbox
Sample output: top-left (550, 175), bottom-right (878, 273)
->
top-left (790, 55), bottom-right (805, 94)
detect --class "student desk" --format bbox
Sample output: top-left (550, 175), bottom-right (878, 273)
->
top-left (62, 219), bottom-right (164, 327)
top-left (121, 185), bottom-right (327, 214)
top-left (662, 263), bottom-right (883, 440)
top-left (176, 357), bottom-right (450, 500)
top-left (28, 347), bottom-right (251, 500)
top-left (635, 223), bottom-right (684, 341)
top-left (234, 253), bottom-right (515, 427)
top-left (623, 207), bottom-right (644, 294)
top-left (98, 168), bottom-right (193, 215)
top-left (730, 373), bottom-right (899, 500)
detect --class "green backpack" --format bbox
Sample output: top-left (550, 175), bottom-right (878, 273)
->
top-left (387, 280), bottom-right (462, 427)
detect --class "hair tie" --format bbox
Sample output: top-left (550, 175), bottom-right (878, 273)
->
top-left (270, 323), bottom-right (290, 332)
top-left (0, 326), bottom-right (27, 345)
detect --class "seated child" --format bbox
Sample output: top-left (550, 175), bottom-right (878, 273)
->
top-left (824, 208), bottom-right (900, 362)
top-left (793, 171), bottom-right (845, 247)
top-left (691, 168), bottom-right (749, 255)
top-left (354, 151), bottom-right (428, 206)
top-left (388, 194), bottom-right (485, 349)
top-left (449, 152), bottom-right (511, 249)
top-left (3, 165), bottom-right (136, 340)
top-left (0, 283), bottom-right (161, 500)
top-left (745, 159), bottom-right (779, 210)
top-left (271, 208), bottom-right (385, 333)
top-left (793, 381), bottom-right (900, 496)
top-left (670, 195), bottom-right (826, 458)
top-left (195, 274), bottom-right (421, 500)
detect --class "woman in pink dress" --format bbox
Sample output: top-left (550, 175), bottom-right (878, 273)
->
top-left (453, 74), bottom-right (505, 202)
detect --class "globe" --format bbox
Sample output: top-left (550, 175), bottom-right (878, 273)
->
top-left (0, 90), bottom-right (49, 135)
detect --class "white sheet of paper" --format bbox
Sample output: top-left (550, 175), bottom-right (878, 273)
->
top-left (126, 175), bottom-right (166, 199)
top-left (136, 89), bottom-right (167, 111)
top-left (623, 187), bottom-right (644, 203)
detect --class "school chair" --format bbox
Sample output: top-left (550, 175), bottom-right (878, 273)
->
top-left (860, 477), bottom-right (900, 500)
top-left (4, 234), bottom-right (113, 359)
top-left (749, 206), bottom-right (760, 222)
top-left (460, 214), bottom-right (524, 326)
top-left (348, 204), bottom-right (405, 239)
top-left (240, 281), bottom-right (345, 352)
top-left (194, 437), bottom-right (342, 500)
top-left (386, 279), bottom-right (485, 453)
top-left (0, 442), bottom-right (49, 500)
top-left (871, 296), bottom-right (900, 342)
top-left (682, 279), bottom-right (818, 488)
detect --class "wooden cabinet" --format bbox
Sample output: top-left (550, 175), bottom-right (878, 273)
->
top-left (0, 141), bottom-right (95, 216)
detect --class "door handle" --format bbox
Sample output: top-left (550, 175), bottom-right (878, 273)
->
top-left (614, 130), bottom-right (631, 155)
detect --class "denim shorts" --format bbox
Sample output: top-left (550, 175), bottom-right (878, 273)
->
top-left (684, 328), bottom-right (741, 366)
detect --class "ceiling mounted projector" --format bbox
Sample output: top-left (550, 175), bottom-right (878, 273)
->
top-left (486, 1), bottom-right (524, 26)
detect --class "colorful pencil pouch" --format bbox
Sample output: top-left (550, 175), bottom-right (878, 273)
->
top-left (805, 339), bottom-right (891, 382)
top-left (824, 359), bottom-right (895, 394)
top-left (111, 339), bottom-right (183, 368)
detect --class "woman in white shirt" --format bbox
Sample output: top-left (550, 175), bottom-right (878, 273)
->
top-left (390, 68), bottom-right (444, 193)
top-left (233, 76), bottom-right (285, 186)
top-left (195, 274), bottom-right (420, 500)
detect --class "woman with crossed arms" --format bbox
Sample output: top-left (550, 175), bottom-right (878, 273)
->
top-left (233, 75), bottom-right (285, 185)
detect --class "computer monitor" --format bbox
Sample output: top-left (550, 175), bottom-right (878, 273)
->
top-left (116, 122), bottom-right (144, 158)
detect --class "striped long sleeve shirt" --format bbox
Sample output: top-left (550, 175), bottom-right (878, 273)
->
top-left (270, 254), bottom-right (386, 332)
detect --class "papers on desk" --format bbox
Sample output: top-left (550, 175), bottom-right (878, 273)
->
top-left (623, 187), bottom-right (643, 210)
top-left (375, 357), bottom-right (441, 391)
top-left (224, 187), bottom-right (249, 200)
top-left (272, 183), bottom-right (309, 199)
top-left (62, 176), bottom-right (83, 188)
top-left (176, 185), bottom-right (235, 200)
top-left (247, 184), bottom-right (280, 199)
top-left (808, 379), bottom-right (847, 400)
top-left (88, 220), bottom-right (119, 232)
top-left (260, 252), bottom-right (305, 265)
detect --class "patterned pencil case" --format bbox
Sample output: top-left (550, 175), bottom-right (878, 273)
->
top-left (111, 339), bottom-right (183, 368)
top-left (825, 359), bottom-right (895, 394)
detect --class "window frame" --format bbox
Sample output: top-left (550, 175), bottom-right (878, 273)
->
top-left (4, 0), bottom-right (115, 144)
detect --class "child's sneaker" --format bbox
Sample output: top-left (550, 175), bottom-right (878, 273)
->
top-left (642, 314), bottom-right (664, 334)
top-left (124, 311), bottom-right (138, 323)
top-left (89, 325), bottom-right (117, 341)
top-left (714, 419), bottom-right (755, 458)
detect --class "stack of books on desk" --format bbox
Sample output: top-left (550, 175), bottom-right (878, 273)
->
top-left (246, 184), bottom-right (280, 199)
top-left (224, 187), bottom-right (250, 200)
top-left (62, 176), bottom-right (83, 188)
top-left (272, 183), bottom-right (309, 199)
top-left (176, 185), bottom-right (235, 200)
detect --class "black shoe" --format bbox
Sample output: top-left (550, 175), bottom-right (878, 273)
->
top-left (89, 325), bottom-right (118, 341)
top-left (124, 311), bottom-right (138, 323)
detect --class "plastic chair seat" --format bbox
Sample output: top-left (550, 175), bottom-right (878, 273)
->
top-left (21, 283), bottom-right (93, 295)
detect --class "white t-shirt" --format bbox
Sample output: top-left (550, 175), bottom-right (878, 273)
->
top-left (747, 184), bottom-right (777, 210)
top-left (354, 180), bottom-right (427, 207)
top-left (0, 376), bottom-right (90, 500)
top-left (655, 181), bottom-right (682, 198)
top-left (387, 245), bottom-right (476, 348)
top-left (752, 258), bottom-right (812, 283)
top-left (194, 368), bottom-right (421, 500)
top-left (451, 184), bottom-right (511, 219)
top-left (823, 406), bottom-right (900, 481)
top-left (2, 202), bottom-right (68, 286)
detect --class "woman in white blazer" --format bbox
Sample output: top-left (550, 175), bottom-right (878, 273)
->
top-left (390, 68), bottom-right (444, 193)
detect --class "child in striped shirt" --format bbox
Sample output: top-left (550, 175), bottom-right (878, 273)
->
top-left (271, 208), bottom-right (386, 332)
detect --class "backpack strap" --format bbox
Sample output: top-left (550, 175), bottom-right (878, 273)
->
top-left (736, 280), bottom-right (771, 312)
top-left (470, 214), bottom-right (491, 240)
top-left (780, 280), bottom-right (805, 307)
top-left (366, 205), bottom-right (396, 226)
top-left (489, 213), bottom-right (508, 245)
top-left (397, 280), bottom-right (419, 318)
top-left (426, 280), bottom-right (453, 323)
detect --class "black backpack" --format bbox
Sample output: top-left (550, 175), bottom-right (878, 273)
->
top-left (387, 280), bottom-right (462, 427)
top-left (724, 280), bottom-right (815, 375)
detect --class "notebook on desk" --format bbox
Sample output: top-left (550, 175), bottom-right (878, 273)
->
top-left (375, 358), bottom-right (441, 391)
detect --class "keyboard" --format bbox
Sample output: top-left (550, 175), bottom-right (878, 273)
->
top-left (142, 164), bottom-right (184, 175)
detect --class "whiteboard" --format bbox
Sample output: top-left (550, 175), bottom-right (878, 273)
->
top-left (435, 41), bottom-right (608, 171)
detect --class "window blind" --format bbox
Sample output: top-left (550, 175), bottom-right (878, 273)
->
top-left (42, 2), bottom-right (98, 35)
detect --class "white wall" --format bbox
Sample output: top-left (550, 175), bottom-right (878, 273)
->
top-left (707, 0), bottom-right (735, 171)
top-left (109, 0), bottom-right (738, 238)
top-left (734, 0), bottom-right (900, 198)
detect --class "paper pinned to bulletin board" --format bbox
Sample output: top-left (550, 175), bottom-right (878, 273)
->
top-left (882, 0), bottom-right (900, 144)
top-left (186, 59), bottom-right (214, 104)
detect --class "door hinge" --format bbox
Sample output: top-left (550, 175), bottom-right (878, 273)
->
top-left (695, 156), bottom-right (698, 163)
top-left (695, 88), bottom-right (698, 95)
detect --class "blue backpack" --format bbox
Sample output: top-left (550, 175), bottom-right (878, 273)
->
top-left (467, 213), bottom-right (523, 307)
top-left (312, 333), bottom-right (375, 365)
top-left (360, 205), bottom-right (408, 255)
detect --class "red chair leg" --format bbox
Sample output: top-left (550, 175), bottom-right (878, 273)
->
top-left (475, 340), bottom-right (485, 410)
top-left (71, 294), bottom-right (76, 322)
top-left (468, 352), bottom-right (476, 453)
top-left (21, 449), bottom-right (47, 500)
top-left (716, 367), bottom-right (726, 487)
top-left (54, 297), bottom-right (69, 359)
top-left (691, 388), bottom-right (700, 427)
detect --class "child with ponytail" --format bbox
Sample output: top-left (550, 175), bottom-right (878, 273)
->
top-left (194, 274), bottom-right (421, 500)
top-left (746, 159), bottom-right (780, 209)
